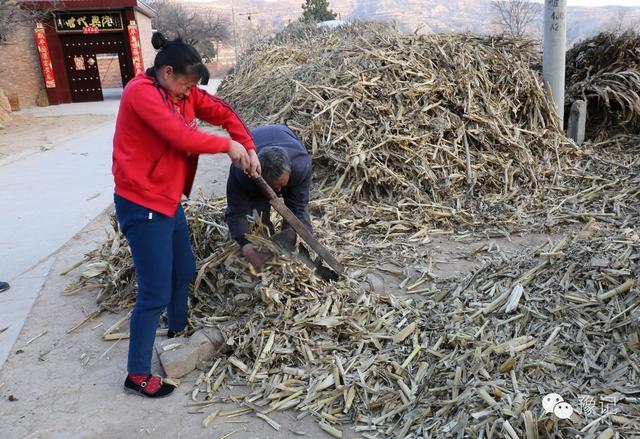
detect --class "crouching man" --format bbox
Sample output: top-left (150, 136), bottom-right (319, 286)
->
top-left (225, 124), bottom-right (312, 272)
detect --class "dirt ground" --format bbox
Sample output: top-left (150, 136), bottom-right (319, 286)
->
top-left (0, 152), bottom-right (566, 439)
top-left (0, 113), bottom-right (113, 165)
top-left (0, 111), bottom-right (570, 439)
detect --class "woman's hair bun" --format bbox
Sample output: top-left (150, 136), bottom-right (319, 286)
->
top-left (151, 32), bottom-right (168, 50)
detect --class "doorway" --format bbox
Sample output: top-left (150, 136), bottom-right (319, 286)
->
top-left (60, 33), bottom-right (131, 102)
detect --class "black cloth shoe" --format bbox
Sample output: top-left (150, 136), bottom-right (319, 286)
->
top-left (123, 374), bottom-right (175, 398)
top-left (0, 282), bottom-right (9, 293)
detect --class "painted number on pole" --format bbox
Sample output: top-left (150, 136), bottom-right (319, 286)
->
top-left (549, 1), bottom-right (563, 32)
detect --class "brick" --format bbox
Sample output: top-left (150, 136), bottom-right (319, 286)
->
top-left (191, 328), bottom-right (227, 363)
top-left (158, 344), bottom-right (199, 379)
top-left (0, 11), bottom-right (156, 109)
top-left (97, 54), bottom-right (123, 88)
top-left (190, 329), bottom-right (216, 364)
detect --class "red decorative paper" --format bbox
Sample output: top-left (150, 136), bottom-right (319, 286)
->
top-left (127, 22), bottom-right (144, 76)
top-left (74, 56), bottom-right (85, 70)
top-left (82, 26), bottom-right (99, 34)
top-left (34, 24), bottom-right (56, 88)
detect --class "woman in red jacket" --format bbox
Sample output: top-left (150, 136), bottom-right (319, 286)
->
top-left (112, 32), bottom-right (259, 398)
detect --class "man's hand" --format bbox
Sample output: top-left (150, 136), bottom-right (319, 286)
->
top-left (242, 243), bottom-right (269, 272)
top-left (228, 140), bottom-right (250, 172)
top-left (246, 149), bottom-right (261, 178)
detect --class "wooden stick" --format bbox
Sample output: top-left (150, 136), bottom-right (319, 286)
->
top-left (598, 278), bottom-right (635, 301)
top-left (25, 330), bottom-right (47, 345)
top-left (59, 257), bottom-right (89, 276)
top-left (67, 308), bottom-right (103, 334)
top-left (253, 175), bottom-right (344, 276)
top-left (463, 131), bottom-right (474, 197)
top-left (102, 311), bottom-right (132, 338)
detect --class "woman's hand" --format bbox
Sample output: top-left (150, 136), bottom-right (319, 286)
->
top-left (227, 140), bottom-right (250, 172)
top-left (247, 149), bottom-right (261, 178)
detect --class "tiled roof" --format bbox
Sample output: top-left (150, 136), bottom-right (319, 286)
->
top-left (19, 0), bottom-right (155, 17)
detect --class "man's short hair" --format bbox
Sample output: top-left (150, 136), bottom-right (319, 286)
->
top-left (258, 147), bottom-right (291, 181)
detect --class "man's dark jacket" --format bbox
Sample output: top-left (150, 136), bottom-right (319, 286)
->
top-left (225, 124), bottom-right (312, 246)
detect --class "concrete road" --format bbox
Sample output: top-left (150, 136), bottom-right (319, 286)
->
top-left (0, 109), bottom-right (117, 369)
top-left (0, 120), bottom-right (116, 282)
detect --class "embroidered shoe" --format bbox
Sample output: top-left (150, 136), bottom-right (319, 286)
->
top-left (124, 373), bottom-right (175, 398)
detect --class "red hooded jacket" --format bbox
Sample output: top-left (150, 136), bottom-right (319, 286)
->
top-left (112, 72), bottom-right (255, 217)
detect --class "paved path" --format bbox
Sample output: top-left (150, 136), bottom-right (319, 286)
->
top-left (0, 115), bottom-right (116, 367)
top-left (0, 120), bottom-right (116, 282)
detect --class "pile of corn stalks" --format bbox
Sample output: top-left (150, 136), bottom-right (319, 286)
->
top-left (565, 30), bottom-right (640, 141)
top-left (541, 137), bottom-right (639, 229)
top-left (64, 198), bottom-right (247, 312)
top-left (219, 22), bottom-right (580, 231)
top-left (68, 199), bottom-right (640, 437)
top-left (189, 220), bottom-right (640, 439)
top-left (302, 137), bottom-right (639, 275)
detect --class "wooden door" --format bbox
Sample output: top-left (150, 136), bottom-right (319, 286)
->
top-left (60, 33), bottom-right (130, 103)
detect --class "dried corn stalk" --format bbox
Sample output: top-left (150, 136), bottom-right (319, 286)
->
top-left (566, 30), bottom-right (640, 140)
top-left (67, 196), bottom-right (640, 437)
top-left (219, 22), bottom-right (580, 231)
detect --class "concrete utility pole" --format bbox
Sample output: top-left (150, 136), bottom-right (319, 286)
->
top-left (567, 100), bottom-right (587, 145)
top-left (543, 0), bottom-right (568, 125)
top-left (231, 5), bottom-right (238, 64)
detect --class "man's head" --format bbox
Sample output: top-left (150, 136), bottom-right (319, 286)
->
top-left (258, 147), bottom-right (291, 193)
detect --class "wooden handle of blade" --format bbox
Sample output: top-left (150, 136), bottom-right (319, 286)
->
top-left (253, 175), bottom-right (278, 201)
top-left (253, 175), bottom-right (344, 275)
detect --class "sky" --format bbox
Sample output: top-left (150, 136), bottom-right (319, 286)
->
top-left (195, 0), bottom-right (640, 7)
top-left (258, 0), bottom-right (640, 2)
top-left (202, 0), bottom-right (640, 4)
top-left (565, 0), bottom-right (640, 5)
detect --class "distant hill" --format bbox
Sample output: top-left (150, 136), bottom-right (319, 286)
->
top-left (191, 0), bottom-right (640, 51)
top-left (345, 1), bottom-right (640, 43)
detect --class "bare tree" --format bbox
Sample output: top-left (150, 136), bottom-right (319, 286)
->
top-left (492, 0), bottom-right (541, 38)
top-left (1, 0), bottom-right (57, 43)
top-left (150, 0), bottom-right (231, 62)
top-left (610, 7), bottom-right (626, 33)
top-left (0, 0), bottom-right (17, 42)
top-left (236, 19), bottom-right (274, 54)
